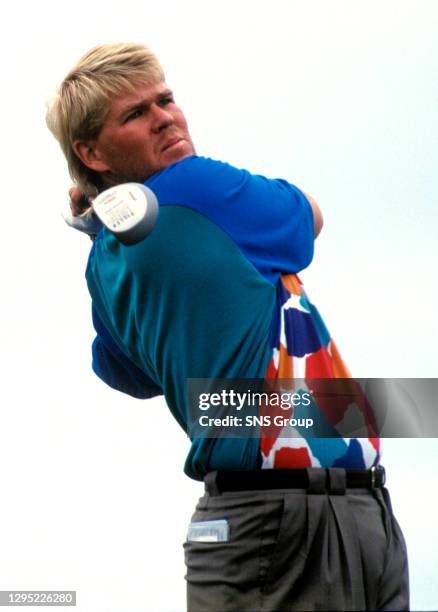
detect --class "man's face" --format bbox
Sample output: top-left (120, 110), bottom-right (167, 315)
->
top-left (80, 81), bottom-right (196, 185)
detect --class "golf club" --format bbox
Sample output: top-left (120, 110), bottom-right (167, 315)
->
top-left (91, 183), bottom-right (159, 245)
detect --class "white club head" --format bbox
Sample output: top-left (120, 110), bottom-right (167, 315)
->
top-left (92, 183), bottom-right (159, 245)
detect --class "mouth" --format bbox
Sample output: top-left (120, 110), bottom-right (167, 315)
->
top-left (161, 137), bottom-right (184, 152)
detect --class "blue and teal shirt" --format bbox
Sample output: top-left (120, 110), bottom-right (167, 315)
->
top-left (86, 156), bottom-right (380, 480)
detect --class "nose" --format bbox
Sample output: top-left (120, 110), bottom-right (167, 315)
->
top-left (150, 103), bottom-right (174, 133)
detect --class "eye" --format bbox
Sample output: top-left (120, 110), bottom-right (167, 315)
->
top-left (125, 108), bottom-right (143, 122)
top-left (158, 96), bottom-right (174, 107)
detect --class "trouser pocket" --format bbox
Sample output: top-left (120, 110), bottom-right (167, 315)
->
top-left (184, 492), bottom-right (281, 612)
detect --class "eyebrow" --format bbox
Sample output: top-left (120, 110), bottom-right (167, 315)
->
top-left (119, 89), bottom-right (174, 121)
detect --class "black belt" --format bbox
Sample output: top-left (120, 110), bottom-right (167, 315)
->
top-left (210, 466), bottom-right (386, 493)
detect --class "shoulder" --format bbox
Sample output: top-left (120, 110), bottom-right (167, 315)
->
top-left (148, 155), bottom-right (247, 186)
top-left (145, 155), bottom-right (251, 208)
top-left (160, 155), bottom-right (244, 174)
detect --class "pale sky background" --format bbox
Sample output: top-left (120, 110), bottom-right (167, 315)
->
top-left (1, 1), bottom-right (437, 610)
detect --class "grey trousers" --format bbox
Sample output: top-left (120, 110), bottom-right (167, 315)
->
top-left (184, 468), bottom-right (409, 611)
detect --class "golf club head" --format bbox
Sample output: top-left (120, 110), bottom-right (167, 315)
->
top-left (91, 183), bottom-right (159, 245)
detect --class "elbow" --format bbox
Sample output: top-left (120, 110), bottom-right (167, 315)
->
top-left (313, 205), bottom-right (324, 238)
top-left (304, 192), bottom-right (324, 238)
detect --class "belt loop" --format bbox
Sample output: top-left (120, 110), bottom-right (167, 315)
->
top-left (328, 468), bottom-right (346, 495)
top-left (306, 468), bottom-right (327, 494)
top-left (371, 464), bottom-right (386, 489)
top-left (204, 471), bottom-right (220, 496)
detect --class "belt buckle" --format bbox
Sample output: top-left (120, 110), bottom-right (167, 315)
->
top-left (371, 465), bottom-right (386, 488)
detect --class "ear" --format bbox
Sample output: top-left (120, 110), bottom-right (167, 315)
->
top-left (72, 140), bottom-right (110, 173)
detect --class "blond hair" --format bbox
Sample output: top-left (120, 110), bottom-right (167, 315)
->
top-left (46, 42), bottom-right (165, 196)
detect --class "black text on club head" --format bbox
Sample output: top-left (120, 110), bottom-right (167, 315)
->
top-left (92, 183), bottom-right (159, 245)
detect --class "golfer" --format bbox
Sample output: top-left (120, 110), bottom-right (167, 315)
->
top-left (46, 42), bottom-right (409, 611)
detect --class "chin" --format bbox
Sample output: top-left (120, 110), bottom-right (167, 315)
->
top-left (163, 141), bottom-right (195, 165)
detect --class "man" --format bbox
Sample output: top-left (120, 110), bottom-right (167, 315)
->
top-left (46, 42), bottom-right (409, 611)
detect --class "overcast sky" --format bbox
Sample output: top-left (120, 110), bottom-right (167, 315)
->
top-left (1, 1), bottom-right (437, 610)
